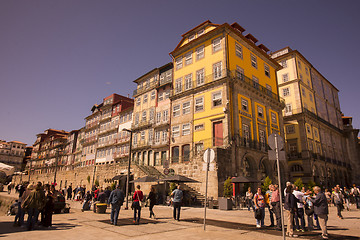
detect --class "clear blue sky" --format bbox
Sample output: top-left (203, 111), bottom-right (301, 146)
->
top-left (1, 0), bottom-right (359, 146)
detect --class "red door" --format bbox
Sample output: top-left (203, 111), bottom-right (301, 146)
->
top-left (213, 121), bottom-right (223, 146)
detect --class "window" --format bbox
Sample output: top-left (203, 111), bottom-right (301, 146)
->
top-left (286, 125), bottom-right (295, 134)
top-left (235, 42), bottom-right (243, 58)
top-left (155, 131), bottom-right (160, 143)
top-left (291, 164), bottom-right (304, 172)
top-left (197, 29), bottom-right (204, 36)
top-left (196, 45), bottom-right (204, 60)
top-left (309, 93), bottom-right (313, 102)
top-left (149, 109), bottom-right (155, 121)
top-left (257, 106), bottom-right (264, 118)
top-left (182, 123), bottom-right (190, 136)
top-left (163, 110), bottom-right (169, 121)
top-left (183, 101), bottom-right (190, 114)
top-left (194, 124), bottom-right (204, 131)
top-left (184, 74), bottom-right (192, 90)
top-left (264, 64), bottom-right (270, 77)
top-left (165, 89), bottom-right (170, 99)
top-left (148, 129), bottom-right (153, 142)
top-left (142, 111), bottom-right (147, 122)
top-left (282, 87), bottom-right (290, 97)
top-left (314, 129), bottom-right (318, 138)
top-left (182, 145), bottom-right (190, 162)
top-left (271, 112), bottom-right (277, 124)
top-left (282, 73), bottom-right (289, 82)
top-left (196, 68), bottom-right (205, 86)
top-left (176, 57), bottom-right (183, 70)
top-left (250, 54), bottom-right (257, 69)
top-left (172, 146), bottom-right (179, 163)
top-left (302, 88), bottom-right (306, 97)
top-left (151, 90), bottom-right (156, 100)
top-left (158, 92), bottom-right (163, 101)
top-left (195, 97), bottom-right (204, 111)
top-left (185, 51), bottom-right (193, 65)
top-left (175, 78), bottom-right (182, 93)
top-left (213, 62), bottom-right (222, 79)
top-left (188, 34), bottom-right (195, 41)
top-left (135, 113), bottom-right (139, 125)
top-left (266, 84), bottom-right (272, 93)
top-left (173, 104), bottom-right (180, 117)
top-left (306, 125), bottom-right (311, 134)
top-left (241, 98), bottom-right (248, 111)
top-left (236, 65), bottom-right (244, 80)
top-left (156, 112), bottom-right (161, 123)
top-left (252, 76), bottom-right (259, 89)
top-left (212, 37), bottom-right (221, 52)
top-left (141, 131), bottom-right (145, 140)
top-left (298, 61), bottom-right (302, 69)
top-left (280, 60), bottom-right (287, 68)
top-left (212, 92), bottom-right (222, 107)
top-left (305, 67), bottom-right (309, 75)
top-left (285, 104), bottom-right (292, 114)
top-left (162, 130), bottom-right (167, 142)
top-left (136, 97), bottom-right (141, 106)
top-left (172, 126), bottom-right (180, 138)
top-left (242, 124), bottom-right (250, 145)
top-left (143, 94), bottom-right (148, 103)
top-left (299, 74), bottom-right (303, 80)
top-left (259, 130), bottom-right (266, 148)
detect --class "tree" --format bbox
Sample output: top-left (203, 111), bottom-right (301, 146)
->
top-left (223, 177), bottom-right (233, 198)
top-left (262, 176), bottom-right (272, 193)
top-left (294, 178), bottom-right (304, 190)
top-left (169, 182), bottom-right (177, 196)
top-left (94, 179), bottom-right (99, 187)
top-left (110, 182), bottom-right (116, 191)
top-left (87, 175), bottom-right (90, 183)
top-left (307, 180), bottom-right (316, 191)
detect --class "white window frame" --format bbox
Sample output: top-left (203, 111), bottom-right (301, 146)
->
top-left (136, 97), bottom-right (141, 106)
top-left (163, 110), bottom-right (169, 121)
top-left (185, 51), bottom-right (193, 65)
top-left (182, 101), bottom-right (190, 115)
top-left (235, 42), bottom-right (243, 59)
top-left (195, 97), bottom-right (204, 112)
top-left (271, 112), bottom-right (277, 124)
top-left (162, 130), bottom-right (167, 142)
top-left (281, 60), bottom-right (287, 68)
top-left (212, 37), bottom-right (221, 53)
top-left (143, 94), bottom-right (148, 103)
top-left (151, 90), bottom-right (156, 100)
top-left (236, 66), bottom-right (244, 80)
top-left (212, 92), bottom-right (222, 107)
top-left (196, 68), bottom-right (205, 86)
top-left (188, 34), bottom-right (195, 41)
top-left (156, 112), bottom-right (161, 123)
top-left (176, 57), bottom-right (183, 70)
top-left (197, 28), bottom-right (204, 36)
top-left (158, 91), bottom-right (163, 102)
top-left (282, 87), bottom-right (290, 97)
top-left (194, 124), bottom-right (204, 131)
top-left (241, 98), bottom-right (248, 112)
top-left (182, 123), bottom-right (190, 136)
top-left (213, 61), bottom-right (222, 79)
top-left (173, 104), bottom-right (180, 117)
top-left (264, 64), bottom-right (270, 77)
top-left (196, 45), bottom-right (205, 60)
top-left (172, 126), bottom-right (180, 138)
top-left (282, 73), bottom-right (289, 82)
top-left (257, 106), bottom-right (264, 118)
top-left (175, 78), bottom-right (182, 93)
top-left (142, 111), bottom-right (147, 122)
top-left (155, 131), bottom-right (161, 143)
top-left (184, 74), bottom-right (192, 90)
top-left (250, 53), bottom-right (258, 69)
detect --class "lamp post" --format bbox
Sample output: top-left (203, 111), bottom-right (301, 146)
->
top-left (122, 128), bottom-right (132, 210)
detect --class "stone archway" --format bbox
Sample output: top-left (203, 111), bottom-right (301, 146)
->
top-left (243, 155), bottom-right (257, 179)
top-left (259, 157), bottom-right (271, 182)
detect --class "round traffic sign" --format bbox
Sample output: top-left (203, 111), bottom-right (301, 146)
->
top-left (203, 148), bottom-right (215, 163)
top-left (268, 133), bottom-right (284, 150)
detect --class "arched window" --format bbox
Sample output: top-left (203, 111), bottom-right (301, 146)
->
top-left (291, 164), bottom-right (304, 172)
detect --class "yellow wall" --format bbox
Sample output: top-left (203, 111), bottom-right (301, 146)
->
top-left (227, 35), bottom-right (278, 94)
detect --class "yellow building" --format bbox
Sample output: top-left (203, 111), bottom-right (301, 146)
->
top-left (271, 47), bottom-right (351, 186)
top-left (169, 21), bottom-right (286, 197)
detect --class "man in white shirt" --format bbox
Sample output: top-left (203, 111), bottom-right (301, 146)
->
top-left (293, 186), bottom-right (305, 232)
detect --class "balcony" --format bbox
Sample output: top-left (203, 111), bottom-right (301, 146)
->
top-left (113, 135), bottom-right (131, 145)
top-left (152, 139), bottom-right (168, 147)
top-left (132, 140), bottom-right (153, 150)
top-left (83, 136), bottom-right (97, 145)
top-left (172, 69), bottom-right (227, 97)
top-left (154, 119), bottom-right (170, 128)
top-left (100, 113), bottom-right (112, 122)
top-left (131, 119), bottom-right (155, 130)
top-left (133, 80), bottom-right (159, 97)
top-left (113, 151), bottom-right (129, 159)
top-left (86, 121), bottom-right (99, 130)
top-left (238, 137), bottom-right (269, 152)
top-left (159, 76), bottom-right (172, 87)
top-left (99, 123), bottom-right (118, 135)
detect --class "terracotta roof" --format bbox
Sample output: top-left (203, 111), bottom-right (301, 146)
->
top-left (9, 141), bottom-right (26, 145)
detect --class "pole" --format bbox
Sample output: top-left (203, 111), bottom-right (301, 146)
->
top-left (275, 134), bottom-right (286, 240)
top-left (125, 130), bottom-right (133, 210)
top-left (204, 148), bottom-right (210, 230)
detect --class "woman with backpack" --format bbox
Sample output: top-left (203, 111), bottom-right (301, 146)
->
top-left (253, 187), bottom-right (266, 228)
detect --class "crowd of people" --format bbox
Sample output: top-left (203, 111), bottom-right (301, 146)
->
top-left (246, 183), bottom-right (360, 239)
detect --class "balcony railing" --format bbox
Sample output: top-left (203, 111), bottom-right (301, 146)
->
top-left (131, 119), bottom-right (155, 130)
top-left (172, 69), bottom-right (227, 96)
top-left (113, 135), bottom-right (131, 144)
top-left (154, 119), bottom-right (170, 127)
top-left (86, 121), bottom-right (99, 129)
top-left (132, 140), bottom-right (153, 149)
top-left (133, 80), bottom-right (159, 97)
top-left (113, 151), bottom-right (129, 159)
top-left (159, 76), bottom-right (172, 86)
top-left (99, 123), bottom-right (118, 134)
top-left (84, 136), bottom-right (97, 145)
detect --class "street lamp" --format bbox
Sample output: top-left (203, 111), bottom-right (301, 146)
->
top-left (122, 128), bottom-right (132, 210)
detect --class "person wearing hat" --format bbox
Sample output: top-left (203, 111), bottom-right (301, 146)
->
top-left (108, 184), bottom-right (125, 226)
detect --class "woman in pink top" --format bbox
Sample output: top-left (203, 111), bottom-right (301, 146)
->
top-left (132, 185), bottom-right (143, 224)
top-left (254, 187), bottom-right (266, 228)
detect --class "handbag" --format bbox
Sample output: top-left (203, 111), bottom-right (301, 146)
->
top-left (136, 191), bottom-right (143, 208)
top-left (255, 208), bottom-right (262, 220)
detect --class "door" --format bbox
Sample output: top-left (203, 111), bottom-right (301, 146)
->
top-left (213, 121), bottom-right (223, 146)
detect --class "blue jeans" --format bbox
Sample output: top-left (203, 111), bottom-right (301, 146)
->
top-left (256, 207), bottom-right (265, 226)
top-left (14, 202), bottom-right (24, 226)
top-left (27, 208), bottom-right (39, 230)
top-left (110, 204), bottom-right (120, 225)
top-left (133, 201), bottom-right (141, 222)
top-left (267, 205), bottom-right (274, 225)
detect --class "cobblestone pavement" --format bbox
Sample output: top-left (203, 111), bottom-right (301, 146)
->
top-left (1, 191), bottom-right (359, 240)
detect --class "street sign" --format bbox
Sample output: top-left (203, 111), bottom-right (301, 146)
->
top-left (203, 148), bottom-right (215, 163)
top-left (268, 150), bottom-right (286, 161)
top-left (164, 168), bottom-right (169, 175)
top-left (268, 133), bottom-right (284, 150)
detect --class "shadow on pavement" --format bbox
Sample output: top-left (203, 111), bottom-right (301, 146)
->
top-left (99, 218), bottom-right (162, 226)
top-left (183, 218), bottom-right (359, 240)
top-left (0, 221), bottom-right (78, 237)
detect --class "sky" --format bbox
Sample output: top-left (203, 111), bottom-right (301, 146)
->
top-left (1, 0), bottom-right (359, 146)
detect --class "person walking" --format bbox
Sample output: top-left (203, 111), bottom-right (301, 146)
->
top-left (108, 184), bottom-right (124, 226)
top-left (253, 187), bottom-right (266, 228)
top-left (132, 185), bottom-right (143, 224)
top-left (308, 186), bottom-right (329, 239)
top-left (265, 184), bottom-right (274, 227)
top-left (43, 184), bottom-right (55, 228)
top-left (284, 185), bottom-right (298, 238)
top-left (331, 186), bottom-right (344, 219)
top-left (171, 185), bottom-right (183, 221)
top-left (270, 184), bottom-right (282, 230)
top-left (147, 187), bottom-right (157, 219)
top-left (67, 185), bottom-right (72, 200)
top-left (246, 187), bottom-right (254, 211)
top-left (343, 187), bottom-right (351, 211)
top-left (21, 182), bottom-right (45, 231)
top-left (350, 184), bottom-right (360, 209)
top-left (293, 186), bottom-right (305, 232)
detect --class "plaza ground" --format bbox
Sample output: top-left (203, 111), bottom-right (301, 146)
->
top-left (0, 191), bottom-right (359, 240)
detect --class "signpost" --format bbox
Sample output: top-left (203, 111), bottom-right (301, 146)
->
top-left (268, 133), bottom-right (286, 240)
top-left (203, 148), bottom-right (215, 230)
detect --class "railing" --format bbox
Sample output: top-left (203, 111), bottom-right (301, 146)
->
top-left (237, 137), bottom-right (269, 152)
top-left (229, 70), bottom-right (281, 102)
top-left (153, 139), bottom-right (168, 146)
top-left (84, 136), bottom-right (97, 144)
top-left (131, 119), bottom-right (155, 130)
top-left (100, 113), bottom-right (112, 121)
top-left (133, 80), bottom-right (159, 96)
top-left (132, 140), bottom-right (153, 149)
top-left (171, 69), bottom-right (227, 96)
top-left (113, 135), bottom-right (131, 144)
top-left (99, 123), bottom-right (118, 134)
top-left (86, 121), bottom-right (99, 129)
top-left (159, 76), bottom-right (172, 86)
top-left (113, 151), bottom-right (129, 159)
top-left (154, 119), bottom-right (170, 127)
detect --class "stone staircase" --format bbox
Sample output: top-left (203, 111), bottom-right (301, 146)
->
top-left (136, 165), bottom-right (164, 179)
top-left (182, 184), bottom-right (206, 206)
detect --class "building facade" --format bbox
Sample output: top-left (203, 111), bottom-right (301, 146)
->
top-left (271, 47), bottom-right (351, 187)
top-left (0, 140), bottom-right (27, 171)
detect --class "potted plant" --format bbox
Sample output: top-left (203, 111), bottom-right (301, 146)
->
top-left (219, 177), bottom-right (233, 210)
